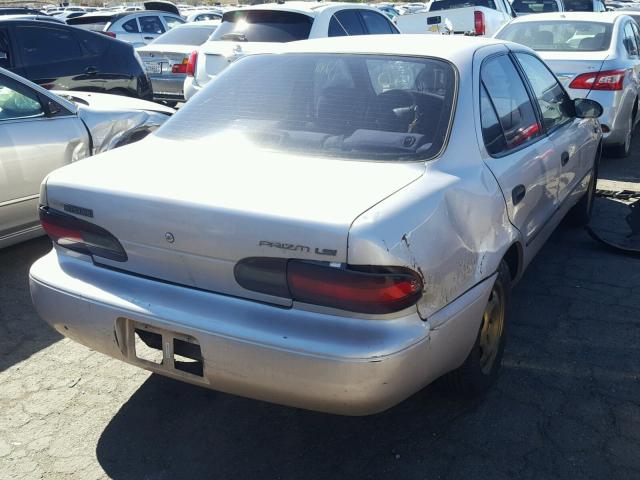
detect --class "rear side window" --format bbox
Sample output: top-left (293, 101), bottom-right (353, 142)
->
top-left (480, 84), bottom-right (507, 155)
top-left (430, 0), bottom-right (497, 11)
top-left (139, 16), bottom-right (165, 34)
top-left (480, 55), bottom-right (540, 154)
top-left (329, 10), bottom-right (366, 37)
top-left (156, 53), bottom-right (457, 161)
top-left (122, 18), bottom-right (139, 33)
top-left (624, 22), bottom-right (639, 56)
top-left (360, 10), bottom-right (397, 34)
top-left (16, 26), bottom-right (82, 66)
top-left (211, 10), bottom-right (312, 42)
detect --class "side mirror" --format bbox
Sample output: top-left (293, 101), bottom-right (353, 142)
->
top-left (574, 98), bottom-right (603, 119)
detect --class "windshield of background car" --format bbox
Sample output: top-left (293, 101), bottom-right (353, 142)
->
top-left (155, 53), bottom-right (456, 161)
top-left (512, 0), bottom-right (559, 14)
top-left (151, 26), bottom-right (215, 45)
top-left (430, 0), bottom-right (497, 11)
top-left (209, 10), bottom-right (313, 42)
top-left (563, 0), bottom-right (593, 10)
top-left (497, 21), bottom-right (612, 51)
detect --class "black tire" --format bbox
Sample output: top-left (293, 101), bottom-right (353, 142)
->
top-left (442, 260), bottom-right (511, 396)
top-left (608, 109), bottom-right (634, 158)
top-left (567, 144), bottom-right (600, 226)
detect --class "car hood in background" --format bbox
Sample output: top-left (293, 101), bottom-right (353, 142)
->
top-left (51, 91), bottom-right (174, 154)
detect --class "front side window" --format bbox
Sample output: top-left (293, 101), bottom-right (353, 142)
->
top-left (515, 53), bottom-right (573, 132)
top-left (328, 10), bottom-right (366, 37)
top-left (17, 27), bottom-right (82, 65)
top-left (0, 77), bottom-right (43, 121)
top-left (139, 16), bottom-right (165, 34)
top-left (156, 53), bottom-right (457, 161)
top-left (211, 10), bottom-right (313, 42)
top-left (496, 21), bottom-right (612, 51)
top-left (481, 55), bottom-right (541, 153)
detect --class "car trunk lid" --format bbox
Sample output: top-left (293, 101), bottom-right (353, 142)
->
top-left (43, 136), bottom-right (425, 304)
top-left (538, 51), bottom-right (609, 93)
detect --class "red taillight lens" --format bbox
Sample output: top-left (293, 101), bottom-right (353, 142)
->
top-left (186, 50), bottom-right (197, 77)
top-left (569, 69), bottom-right (626, 91)
top-left (474, 10), bottom-right (485, 36)
top-left (171, 63), bottom-right (188, 74)
top-left (102, 31), bottom-right (116, 38)
top-left (39, 206), bottom-right (127, 262)
top-left (234, 258), bottom-right (423, 314)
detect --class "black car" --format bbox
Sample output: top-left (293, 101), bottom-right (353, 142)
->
top-left (0, 19), bottom-right (152, 100)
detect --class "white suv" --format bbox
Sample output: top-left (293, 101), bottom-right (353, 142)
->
top-left (183, 2), bottom-right (399, 101)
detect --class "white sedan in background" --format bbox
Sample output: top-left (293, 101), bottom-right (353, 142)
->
top-left (496, 12), bottom-right (640, 156)
top-left (30, 36), bottom-right (602, 415)
top-left (0, 68), bottom-right (173, 249)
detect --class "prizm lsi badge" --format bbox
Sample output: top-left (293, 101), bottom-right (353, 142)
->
top-left (63, 204), bottom-right (93, 218)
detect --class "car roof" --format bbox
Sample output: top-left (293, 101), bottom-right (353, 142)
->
top-left (280, 34), bottom-right (517, 58)
top-left (223, 2), bottom-right (378, 18)
top-left (508, 11), bottom-right (627, 23)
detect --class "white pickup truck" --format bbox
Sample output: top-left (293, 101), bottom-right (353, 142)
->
top-left (396, 0), bottom-right (515, 36)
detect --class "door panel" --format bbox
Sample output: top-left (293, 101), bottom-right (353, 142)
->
top-left (0, 75), bottom-right (90, 240)
top-left (478, 54), bottom-right (559, 244)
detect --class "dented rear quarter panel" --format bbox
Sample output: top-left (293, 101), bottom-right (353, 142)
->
top-left (348, 45), bottom-right (520, 319)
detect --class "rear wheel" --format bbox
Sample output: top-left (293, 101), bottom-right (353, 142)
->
top-left (567, 144), bottom-right (600, 226)
top-left (442, 261), bottom-right (511, 396)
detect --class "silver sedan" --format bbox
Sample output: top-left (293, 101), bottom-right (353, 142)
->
top-left (0, 68), bottom-right (173, 249)
top-left (30, 36), bottom-right (602, 415)
top-left (496, 12), bottom-right (640, 157)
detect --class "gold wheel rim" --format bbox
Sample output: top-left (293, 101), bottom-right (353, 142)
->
top-left (479, 283), bottom-right (505, 375)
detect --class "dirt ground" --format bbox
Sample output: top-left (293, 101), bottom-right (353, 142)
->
top-left (1, 145), bottom-right (640, 479)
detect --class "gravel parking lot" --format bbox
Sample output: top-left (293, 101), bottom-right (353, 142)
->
top-left (2, 145), bottom-right (640, 479)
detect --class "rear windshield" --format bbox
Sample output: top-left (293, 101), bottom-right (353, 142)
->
top-left (564, 0), bottom-right (593, 10)
top-left (210, 10), bottom-right (312, 42)
top-left (151, 26), bottom-right (216, 45)
top-left (496, 21), bottom-right (612, 51)
top-left (430, 0), bottom-right (496, 11)
top-left (512, 0), bottom-right (559, 13)
top-left (67, 15), bottom-right (112, 30)
top-left (156, 53), bottom-right (456, 161)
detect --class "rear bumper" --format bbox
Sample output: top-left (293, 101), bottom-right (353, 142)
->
top-left (29, 249), bottom-right (492, 415)
top-left (149, 74), bottom-right (185, 102)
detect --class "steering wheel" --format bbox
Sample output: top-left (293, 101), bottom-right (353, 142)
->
top-left (365, 89), bottom-right (420, 133)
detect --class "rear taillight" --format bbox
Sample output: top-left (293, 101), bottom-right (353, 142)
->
top-left (39, 206), bottom-right (127, 262)
top-left (186, 50), bottom-right (198, 77)
top-left (234, 258), bottom-right (423, 314)
top-left (171, 58), bottom-right (189, 74)
top-left (569, 69), bottom-right (626, 91)
top-left (474, 10), bottom-right (485, 36)
top-left (102, 31), bottom-right (116, 38)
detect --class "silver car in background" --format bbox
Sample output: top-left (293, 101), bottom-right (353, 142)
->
top-left (137, 20), bottom-right (220, 105)
top-left (0, 68), bottom-right (173, 249)
top-left (30, 36), bottom-right (602, 415)
top-left (496, 12), bottom-right (640, 156)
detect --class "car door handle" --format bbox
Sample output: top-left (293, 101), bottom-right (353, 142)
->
top-left (84, 66), bottom-right (98, 75)
top-left (512, 184), bottom-right (526, 206)
top-left (143, 36), bottom-right (154, 40)
top-left (561, 151), bottom-right (570, 166)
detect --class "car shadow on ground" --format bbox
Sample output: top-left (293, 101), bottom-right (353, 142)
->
top-left (0, 236), bottom-right (61, 372)
top-left (96, 219), bottom-right (640, 479)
